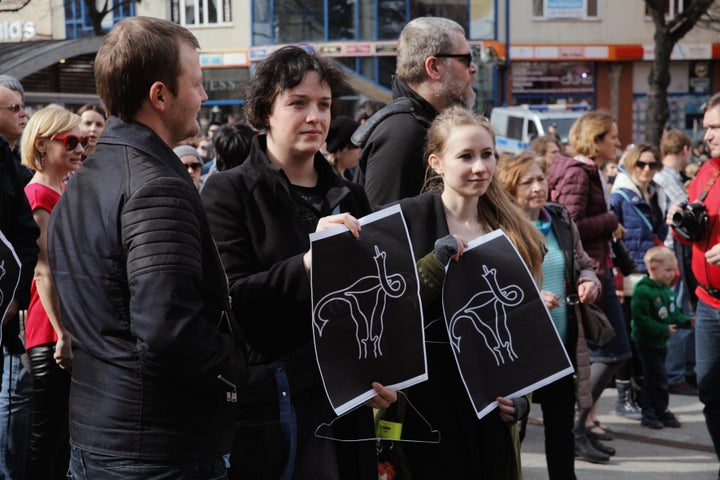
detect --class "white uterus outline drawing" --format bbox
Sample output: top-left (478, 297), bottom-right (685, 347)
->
top-left (313, 245), bottom-right (407, 359)
top-left (448, 264), bottom-right (524, 366)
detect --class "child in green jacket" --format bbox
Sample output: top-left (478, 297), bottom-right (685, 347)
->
top-left (631, 246), bottom-right (693, 430)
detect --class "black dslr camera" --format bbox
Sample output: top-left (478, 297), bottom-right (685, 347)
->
top-left (672, 202), bottom-right (709, 242)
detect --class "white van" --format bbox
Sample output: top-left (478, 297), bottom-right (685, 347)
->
top-left (489, 105), bottom-right (586, 154)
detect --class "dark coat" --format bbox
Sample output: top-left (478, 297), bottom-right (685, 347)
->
top-left (202, 135), bottom-right (376, 479)
top-left (547, 154), bottom-right (619, 280)
top-left (394, 192), bottom-right (523, 480)
top-left (0, 135), bottom-right (39, 354)
top-left (0, 135), bottom-right (38, 311)
top-left (353, 76), bottom-right (437, 208)
top-left (48, 117), bottom-right (246, 460)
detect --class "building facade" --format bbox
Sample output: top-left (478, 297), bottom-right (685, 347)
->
top-left (0, 0), bottom-right (717, 144)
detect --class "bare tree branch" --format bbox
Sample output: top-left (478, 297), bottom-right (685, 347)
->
top-left (0, 0), bottom-right (32, 12)
top-left (644, 0), bottom-right (715, 146)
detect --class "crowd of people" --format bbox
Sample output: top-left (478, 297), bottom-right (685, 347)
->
top-left (1, 13), bottom-right (719, 480)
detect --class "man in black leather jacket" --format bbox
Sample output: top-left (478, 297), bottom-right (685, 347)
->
top-left (353, 16), bottom-right (477, 208)
top-left (48, 17), bottom-right (246, 479)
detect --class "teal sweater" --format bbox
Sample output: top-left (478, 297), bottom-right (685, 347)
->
top-left (631, 276), bottom-right (692, 348)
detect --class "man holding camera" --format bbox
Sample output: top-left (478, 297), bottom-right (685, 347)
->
top-left (670, 91), bottom-right (720, 479)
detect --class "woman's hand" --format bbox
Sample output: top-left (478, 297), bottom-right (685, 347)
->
top-left (577, 279), bottom-right (600, 304)
top-left (54, 331), bottom-right (73, 370)
top-left (540, 290), bottom-right (560, 310)
top-left (612, 223), bottom-right (626, 240)
top-left (434, 234), bottom-right (468, 264)
top-left (496, 396), bottom-right (517, 423)
top-left (364, 382), bottom-right (397, 410)
top-left (303, 213), bottom-right (362, 272)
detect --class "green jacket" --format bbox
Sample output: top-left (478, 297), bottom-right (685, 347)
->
top-left (631, 276), bottom-right (692, 348)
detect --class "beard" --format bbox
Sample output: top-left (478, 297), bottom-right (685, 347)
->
top-left (439, 75), bottom-right (476, 110)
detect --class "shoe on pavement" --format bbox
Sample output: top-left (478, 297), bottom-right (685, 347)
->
top-left (585, 422), bottom-right (614, 441)
top-left (668, 381), bottom-right (698, 396)
top-left (641, 415), bottom-right (663, 429)
top-left (574, 435), bottom-right (610, 464)
top-left (616, 398), bottom-right (643, 420)
top-left (590, 437), bottom-right (616, 457)
top-left (661, 411), bottom-right (682, 428)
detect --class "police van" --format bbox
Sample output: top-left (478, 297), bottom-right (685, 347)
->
top-left (489, 105), bottom-right (586, 154)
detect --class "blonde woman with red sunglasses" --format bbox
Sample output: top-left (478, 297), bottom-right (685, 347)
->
top-left (20, 104), bottom-right (86, 479)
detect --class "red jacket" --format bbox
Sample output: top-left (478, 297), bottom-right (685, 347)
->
top-left (682, 157), bottom-right (720, 309)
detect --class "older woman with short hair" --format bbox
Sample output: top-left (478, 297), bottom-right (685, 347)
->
top-left (498, 151), bottom-right (599, 479)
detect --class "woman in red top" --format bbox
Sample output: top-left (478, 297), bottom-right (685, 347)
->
top-left (21, 105), bottom-right (86, 480)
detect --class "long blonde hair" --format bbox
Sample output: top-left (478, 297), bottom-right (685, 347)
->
top-left (423, 106), bottom-right (546, 282)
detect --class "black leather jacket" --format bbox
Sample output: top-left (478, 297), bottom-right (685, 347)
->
top-left (48, 117), bottom-right (246, 460)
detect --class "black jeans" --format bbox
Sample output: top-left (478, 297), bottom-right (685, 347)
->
top-left (532, 374), bottom-right (577, 480)
top-left (636, 344), bottom-right (669, 418)
top-left (25, 343), bottom-right (71, 480)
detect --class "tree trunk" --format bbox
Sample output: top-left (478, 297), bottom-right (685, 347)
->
top-left (646, 32), bottom-right (673, 147)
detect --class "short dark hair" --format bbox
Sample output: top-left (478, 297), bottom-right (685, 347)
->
top-left (243, 46), bottom-right (349, 129)
top-left (214, 122), bottom-right (257, 171)
top-left (77, 103), bottom-right (107, 119)
top-left (94, 16), bottom-right (200, 121)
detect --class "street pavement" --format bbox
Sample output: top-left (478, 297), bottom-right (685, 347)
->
top-left (521, 386), bottom-right (718, 479)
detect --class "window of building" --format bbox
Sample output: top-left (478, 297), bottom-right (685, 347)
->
top-left (170, 0), bottom-right (232, 26)
top-left (328, 0), bottom-right (357, 40)
top-left (65, 0), bottom-right (136, 39)
top-left (533, 0), bottom-right (598, 18)
top-left (645, 0), bottom-right (692, 19)
top-left (273, 0), bottom-right (324, 43)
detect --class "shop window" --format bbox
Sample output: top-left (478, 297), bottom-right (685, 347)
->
top-left (170, 0), bottom-right (232, 26)
top-left (533, 0), bottom-right (598, 18)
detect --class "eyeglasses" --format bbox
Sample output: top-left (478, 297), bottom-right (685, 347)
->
top-left (635, 161), bottom-right (658, 170)
top-left (0, 104), bottom-right (25, 113)
top-left (51, 134), bottom-right (89, 151)
top-left (185, 162), bottom-right (203, 171)
top-left (434, 53), bottom-right (473, 68)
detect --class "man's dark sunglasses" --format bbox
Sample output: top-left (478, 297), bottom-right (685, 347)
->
top-left (52, 134), bottom-right (90, 151)
top-left (434, 53), bottom-right (473, 68)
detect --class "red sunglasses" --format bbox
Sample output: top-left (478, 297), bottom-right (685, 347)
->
top-left (51, 134), bottom-right (90, 151)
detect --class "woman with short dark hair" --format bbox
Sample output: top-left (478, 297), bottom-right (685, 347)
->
top-left (202, 45), bottom-right (394, 479)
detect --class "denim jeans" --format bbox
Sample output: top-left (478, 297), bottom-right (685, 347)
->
top-left (68, 446), bottom-right (229, 480)
top-left (665, 328), bottom-right (695, 384)
top-left (0, 347), bottom-right (32, 480)
top-left (695, 299), bottom-right (720, 467)
top-left (666, 279), bottom-right (696, 384)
